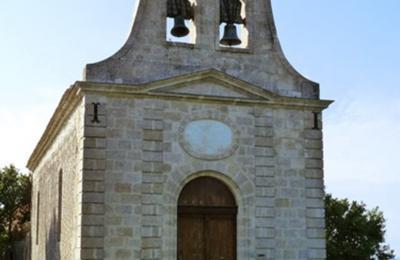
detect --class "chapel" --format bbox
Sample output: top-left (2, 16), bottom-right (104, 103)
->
top-left (27, 0), bottom-right (332, 259)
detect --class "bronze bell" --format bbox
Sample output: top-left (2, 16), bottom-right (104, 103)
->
top-left (171, 16), bottom-right (190, 37)
top-left (220, 23), bottom-right (241, 46)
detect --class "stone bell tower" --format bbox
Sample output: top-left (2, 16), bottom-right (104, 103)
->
top-left (28, 0), bottom-right (332, 259)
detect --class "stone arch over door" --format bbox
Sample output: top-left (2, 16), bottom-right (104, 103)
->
top-left (162, 167), bottom-right (256, 260)
top-left (178, 176), bottom-right (237, 260)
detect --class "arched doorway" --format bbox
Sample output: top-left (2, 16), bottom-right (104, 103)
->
top-left (178, 176), bottom-right (237, 260)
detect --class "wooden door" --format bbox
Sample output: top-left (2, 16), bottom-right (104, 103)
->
top-left (178, 215), bottom-right (205, 260)
top-left (178, 177), bottom-right (237, 260)
top-left (206, 215), bottom-right (236, 260)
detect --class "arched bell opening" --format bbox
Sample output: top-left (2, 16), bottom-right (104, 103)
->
top-left (166, 0), bottom-right (196, 44)
top-left (219, 0), bottom-right (248, 48)
top-left (177, 176), bottom-right (237, 260)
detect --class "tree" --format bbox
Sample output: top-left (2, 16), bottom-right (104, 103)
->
top-left (326, 194), bottom-right (395, 260)
top-left (0, 165), bottom-right (31, 258)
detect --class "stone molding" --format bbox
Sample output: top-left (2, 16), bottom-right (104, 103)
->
top-left (162, 167), bottom-right (256, 259)
top-left (178, 113), bottom-right (240, 161)
top-left (78, 70), bottom-right (333, 110)
top-left (28, 70), bottom-right (332, 172)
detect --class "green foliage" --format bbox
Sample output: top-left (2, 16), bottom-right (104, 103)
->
top-left (0, 165), bottom-right (31, 256)
top-left (326, 194), bottom-right (395, 260)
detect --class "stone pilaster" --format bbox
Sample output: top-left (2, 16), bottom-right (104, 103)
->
top-left (304, 112), bottom-right (326, 260)
top-left (140, 102), bottom-right (166, 260)
top-left (254, 108), bottom-right (276, 260)
top-left (80, 100), bottom-right (106, 259)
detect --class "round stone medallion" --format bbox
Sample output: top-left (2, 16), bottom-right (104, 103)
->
top-left (180, 119), bottom-right (237, 160)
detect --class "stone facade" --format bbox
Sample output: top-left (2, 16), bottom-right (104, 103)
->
top-left (30, 88), bottom-right (84, 259)
top-left (28, 0), bottom-right (332, 259)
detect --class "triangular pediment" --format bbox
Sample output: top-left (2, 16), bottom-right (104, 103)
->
top-left (139, 69), bottom-right (277, 101)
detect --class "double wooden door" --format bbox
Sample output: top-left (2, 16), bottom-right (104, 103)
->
top-left (178, 213), bottom-right (236, 260)
top-left (177, 177), bottom-right (237, 260)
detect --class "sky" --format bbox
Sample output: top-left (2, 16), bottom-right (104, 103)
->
top-left (0, 0), bottom-right (399, 255)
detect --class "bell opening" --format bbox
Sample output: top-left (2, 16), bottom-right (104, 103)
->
top-left (219, 23), bottom-right (248, 48)
top-left (220, 23), bottom-right (242, 46)
top-left (171, 16), bottom-right (190, 38)
top-left (166, 17), bottom-right (196, 44)
top-left (219, 0), bottom-right (248, 49)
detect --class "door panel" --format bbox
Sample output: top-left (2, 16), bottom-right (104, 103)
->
top-left (178, 177), bottom-right (237, 260)
top-left (178, 215), bottom-right (205, 260)
top-left (178, 214), bottom-right (236, 260)
top-left (206, 216), bottom-right (236, 260)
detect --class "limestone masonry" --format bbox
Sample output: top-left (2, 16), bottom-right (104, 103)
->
top-left (28, 0), bottom-right (332, 259)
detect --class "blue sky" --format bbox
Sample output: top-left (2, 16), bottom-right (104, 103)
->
top-left (0, 0), bottom-right (399, 255)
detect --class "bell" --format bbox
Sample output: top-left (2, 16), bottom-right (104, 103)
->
top-left (171, 16), bottom-right (190, 37)
top-left (220, 23), bottom-right (242, 46)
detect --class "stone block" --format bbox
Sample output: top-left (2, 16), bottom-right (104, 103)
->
top-left (308, 248), bottom-right (327, 259)
top-left (142, 151), bottom-right (163, 162)
top-left (307, 228), bottom-right (325, 239)
top-left (305, 169), bottom-right (323, 179)
top-left (84, 127), bottom-right (106, 138)
top-left (256, 227), bottom-right (275, 238)
top-left (256, 167), bottom-right (275, 177)
top-left (256, 187), bottom-right (276, 197)
top-left (275, 198), bottom-right (290, 208)
top-left (143, 130), bottom-right (163, 141)
top-left (254, 147), bottom-right (275, 156)
top-left (82, 192), bottom-right (105, 204)
top-left (142, 141), bottom-right (164, 152)
top-left (306, 208), bottom-right (325, 218)
top-left (82, 203), bottom-right (105, 215)
top-left (256, 207), bottom-right (275, 217)
top-left (305, 149), bottom-right (323, 159)
top-left (142, 237), bottom-right (162, 249)
top-left (304, 130), bottom-right (322, 140)
top-left (141, 248), bottom-right (161, 259)
top-left (139, 119), bottom-right (164, 130)
top-left (256, 197), bottom-right (275, 207)
top-left (305, 140), bottom-right (323, 149)
top-left (84, 149), bottom-right (106, 159)
top-left (306, 188), bottom-right (325, 198)
top-left (256, 238), bottom-right (276, 249)
top-left (306, 179), bottom-right (324, 188)
top-left (115, 249), bottom-right (132, 258)
top-left (83, 170), bottom-right (105, 181)
top-left (142, 226), bottom-right (162, 237)
top-left (82, 226), bottom-right (105, 237)
top-left (255, 137), bottom-right (273, 147)
top-left (81, 249), bottom-right (104, 259)
top-left (306, 198), bottom-right (324, 208)
top-left (306, 159), bottom-right (323, 169)
top-left (255, 117), bottom-right (273, 127)
top-left (83, 159), bottom-right (106, 170)
top-left (82, 215), bottom-right (104, 226)
top-left (306, 218), bottom-right (325, 228)
top-left (256, 157), bottom-right (275, 167)
top-left (84, 137), bottom-right (106, 149)
top-left (81, 237), bottom-right (104, 248)
top-left (83, 181), bottom-right (105, 192)
top-left (115, 183), bottom-right (132, 193)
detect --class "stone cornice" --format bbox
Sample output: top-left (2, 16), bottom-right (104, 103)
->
top-left (27, 70), bottom-right (333, 172)
top-left (27, 86), bottom-right (82, 171)
top-left (76, 81), bottom-right (333, 111)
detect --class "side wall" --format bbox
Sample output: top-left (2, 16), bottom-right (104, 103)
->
top-left (31, 101), bottom-right (84, 260)
top-left (81, 94), bottom-right (326, 260)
